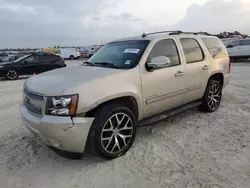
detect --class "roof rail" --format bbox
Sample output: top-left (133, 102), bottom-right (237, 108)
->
top-left (169, 31), bottom-right (212, 36)
top-left (141, 30), bottom-right (183, 38)
top-left (141, 31), bottom-right (213, 38)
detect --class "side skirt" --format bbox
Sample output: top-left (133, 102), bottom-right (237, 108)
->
top-left (138, 100), bottom-right (202, 127)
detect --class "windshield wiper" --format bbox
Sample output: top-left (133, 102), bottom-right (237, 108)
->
top-left (94, 62), bottom-right (119, 69)
top-left (82, 61), bottom-right (94, 66)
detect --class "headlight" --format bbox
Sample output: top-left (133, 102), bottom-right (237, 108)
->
top-left (46, 94), bottom-right (78, 116)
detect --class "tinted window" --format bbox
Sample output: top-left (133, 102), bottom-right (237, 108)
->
top-left (39, 54), bottom-right (59, 61)
top-left (180, 38), bottom-right (204, 63)
top-left (230, 41), bottom-right (240, 47)
top-left (24, 55), bottom-right (38, 63)
top-left (148, 39), bottom-right (180, 67)
top-left (89, 40), bottom-right (150, 69)
top-left (240, 40), bottom-right (250, 46)
top-left (202, 38), bottom-right (228, 59)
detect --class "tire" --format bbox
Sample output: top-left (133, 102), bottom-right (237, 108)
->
top-left (5, 68), bottom-right (19, 80)
top-left (87, 103), bottom-right (137, 159)
top-left (200, 80), bottom-right (222, 112)
top-left (70, 55), bottom-right (75, 60)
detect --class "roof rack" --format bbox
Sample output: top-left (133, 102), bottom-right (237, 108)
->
top-left (141, 31), bottom-right (212, 38)
top-left (141, 30), bottom-right (182, 38)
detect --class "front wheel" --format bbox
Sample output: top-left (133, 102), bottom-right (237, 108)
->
top-left (200, 80), bottom-right (222, 112)
top-left (5, 69), bottom-right (19, 80)
top-left (88, 104), bottom-right (137, 159)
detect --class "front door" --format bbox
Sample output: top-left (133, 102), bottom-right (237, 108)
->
top-left (141, 39), bottom-right (187, 118)
top-left (20, 55), bottom-right (39, 75)
top-left (179, 38), bottom-right (211, 103)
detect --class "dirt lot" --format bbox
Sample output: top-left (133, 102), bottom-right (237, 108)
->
top-left (0, 62), bottom-right (250, 188)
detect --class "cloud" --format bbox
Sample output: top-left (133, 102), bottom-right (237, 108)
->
top-left (0, 0), bottom-right (249, 48)
top-left (173, 0), bottom-right (250, 34)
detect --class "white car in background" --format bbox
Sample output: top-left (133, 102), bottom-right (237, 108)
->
top-left (226, 39), bottom-right (250, 59)
top-left (56, 47), bottom-right (81, 60)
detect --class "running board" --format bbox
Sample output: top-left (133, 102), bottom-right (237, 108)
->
top-left (138, 100), bottom-right (202, 127)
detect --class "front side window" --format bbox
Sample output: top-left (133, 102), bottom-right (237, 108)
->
top-left (180, 38), bottom-right (204, 64)
top-left (229, 41), bottom-right (240, 47)
top-left (24, 55), bottom-right (38, 63)
top-left (148, 39), bottom-right (180, 67)
top-left (202, 38), bottom-right (228, 59)
top-left (88, 40), bottom-right (150, 69)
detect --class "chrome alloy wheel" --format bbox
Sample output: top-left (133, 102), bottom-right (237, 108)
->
top-left (7, 70), bottom-right (18, 80)
top-left (101, 113), bottom-right (133, 154)
top-left (208, 83), bottom-right (221, 111)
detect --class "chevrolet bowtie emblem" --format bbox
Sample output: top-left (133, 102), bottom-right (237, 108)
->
top-left (24, 96), bottom-right (30, 103)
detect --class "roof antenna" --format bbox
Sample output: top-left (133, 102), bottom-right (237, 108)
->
top-left (142, 33), bottom-right (147, 38)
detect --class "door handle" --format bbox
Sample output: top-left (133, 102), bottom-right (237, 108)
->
top-left (175, 71), bottom-right (184, 77)
top-left (202, 65), bottom-right (209, 70)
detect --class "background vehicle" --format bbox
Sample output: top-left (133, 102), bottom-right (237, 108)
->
top-left (20, 31), bottom-right (230, 159)
top-left (7, 55), bottom-right (22, 62)
top-left (0, 52), bottom-right (66, 80)
top-left (56, 47), bottom-right (81, 60)
top-left (42, 48), bottom-right (59, 54)
top-left (0, 53), bottom-right (8, 61)
top-left (226, 39), bottom-right (250, 59)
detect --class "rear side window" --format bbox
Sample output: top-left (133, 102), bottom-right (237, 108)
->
top-left (39, 54), bottom-right (60, 61)
top-left (148, 39), bottom-right (180, 67)
top-left (240, 40), bottom-right (250, 46)
top-left (180, 38), bottom-right (204, 64)
top-left (202, 38), bottom-right (228, 59)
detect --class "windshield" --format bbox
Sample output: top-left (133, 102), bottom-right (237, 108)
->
top-left (13, 55), bottom-right (29, 63)
top-left (88, 40), bottom-right (150, 69)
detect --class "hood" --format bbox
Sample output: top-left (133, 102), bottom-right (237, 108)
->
top-left (0, 61), bottom-right (14, 65)
top-left (25, 65), bottom-right (123, 96)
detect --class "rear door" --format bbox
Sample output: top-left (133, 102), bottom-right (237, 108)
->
top-left (239, 40), bottom-right (250, 56)
top-left (36, 54), bottom-right (54, 73)
top-left (19, 55), bottom-right (39, 75)
top-left (226, 40), bottom-right (241, 57)
top-left (178, 38), bottom-right (211, 103)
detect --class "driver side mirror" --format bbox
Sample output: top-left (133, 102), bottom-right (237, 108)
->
top-left (22, 60), bottom-right (28, 64)
top-left (227, 44), bottom-right (234, 48)
top-left (146, 56), bottom-right (171, 72)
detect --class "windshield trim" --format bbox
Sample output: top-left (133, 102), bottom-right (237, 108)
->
top-left (13, 55), bottom-right (30, 63)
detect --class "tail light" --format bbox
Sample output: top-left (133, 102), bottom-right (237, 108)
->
top-left (228, 58), bottom-right (231, 74)
top-left (60, 59), bottom-right (65, 63)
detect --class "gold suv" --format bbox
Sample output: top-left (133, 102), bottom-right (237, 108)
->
top-left (20, 31), bottom-right (230, 159)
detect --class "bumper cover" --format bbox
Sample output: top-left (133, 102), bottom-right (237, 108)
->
top-left (20, 104), bottom-right (94, 153)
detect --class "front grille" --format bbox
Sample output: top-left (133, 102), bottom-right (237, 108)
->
top-left (24, 88), bottom-right (44, 101)
top-left (23, 88), bottom-right (45, 115)
top-left (24, 102), bottom-right (42, 115)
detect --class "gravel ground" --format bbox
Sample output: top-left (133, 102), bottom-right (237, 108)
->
top-left (0, 62), bottom-right (250, 188)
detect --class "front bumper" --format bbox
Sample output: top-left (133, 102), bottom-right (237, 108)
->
top-left (20, 104), bottom-right (94, 153)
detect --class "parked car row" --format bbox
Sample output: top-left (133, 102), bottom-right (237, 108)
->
top-left (0, 52), bottom-right (66, 80)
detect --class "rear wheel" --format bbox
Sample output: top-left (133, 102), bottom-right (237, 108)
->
top-left (88, 103), bottom-right (137, 159)
top-left (200, 80), bottom-right (222, 112)
top-left (5, 69), bottom-right (19, 80)
top-left (70, 55), bottom-right (75, 60)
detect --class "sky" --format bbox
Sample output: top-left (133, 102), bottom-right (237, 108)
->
top-left (0, 0), bottom-right (249, 48)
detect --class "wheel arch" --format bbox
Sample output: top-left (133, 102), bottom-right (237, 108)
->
top-left (85, 96), bottom-right (139, 121)
top-left (208, 72), bottom-right (224, 87)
